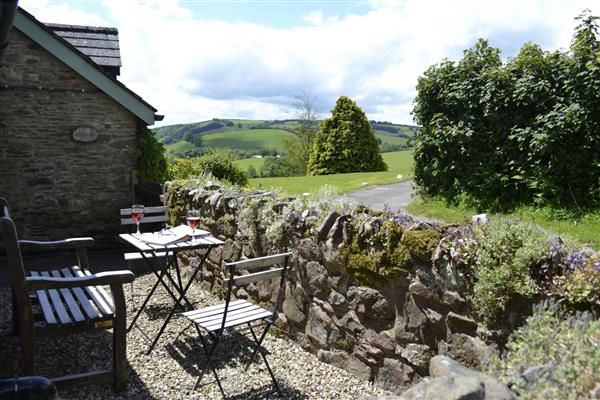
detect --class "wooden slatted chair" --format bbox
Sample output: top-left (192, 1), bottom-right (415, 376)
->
top-left (119, 205), bottom-right (171, 266)
top-left (182, 252), bottom-right (292, 398)
top-left (1, 198), bottom-right (135, 391)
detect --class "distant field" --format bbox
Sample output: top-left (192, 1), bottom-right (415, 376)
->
top-left (166, 128), bottom-right (293, 155)
top-left (375, 133), bottom-right (409, 146)
top-left (234, 157), bottom-right (265, 170)
top-left (156, 118), bottom-right (418, 156)
top-left (247, 150), bottom-right (413, 195)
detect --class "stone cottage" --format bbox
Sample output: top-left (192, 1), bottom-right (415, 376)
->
top-left (0, 7), bottom-right (162, 243)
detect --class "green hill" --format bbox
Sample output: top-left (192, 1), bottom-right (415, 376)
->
top-left (154, 118), bottom-right (419, 157)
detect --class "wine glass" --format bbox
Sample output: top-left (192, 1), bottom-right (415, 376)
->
top-left (186, 210), bottom-right (200, 243)
top-left (131, 204), bottom-right (145, 235)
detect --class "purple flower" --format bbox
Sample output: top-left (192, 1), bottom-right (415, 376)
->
top-left (594, 260), bottom-right (600, 273)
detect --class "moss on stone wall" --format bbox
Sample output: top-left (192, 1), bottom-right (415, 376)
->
top-left (401, 229), bottom-right (441, 263)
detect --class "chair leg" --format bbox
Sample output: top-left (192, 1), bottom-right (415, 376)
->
top-left (20, 317), bottom-right (35, 376)
top-left (111, 285), bottom-right (128, 392)
top-left (128, 261), bottom-right (136, 309)
top-left (195, 334), bottom-right (226, 398)
top-left (247, 323), bottom-right (281, 396)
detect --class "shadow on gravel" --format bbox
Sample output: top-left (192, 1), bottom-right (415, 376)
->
top-left (164, 328), bottom-right (304, 398)
top-left (228, 384), bottom-right (309, 399)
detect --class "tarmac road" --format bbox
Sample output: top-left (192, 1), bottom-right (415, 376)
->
top-left (344, 179), bottom-right (415, 212)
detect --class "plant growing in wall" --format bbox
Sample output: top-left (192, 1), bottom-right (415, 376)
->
top-left (138, 127), bottom-right (168, 183)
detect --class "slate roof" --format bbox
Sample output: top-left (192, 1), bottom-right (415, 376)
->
top-left (45, 23), bottom-right (121, 77)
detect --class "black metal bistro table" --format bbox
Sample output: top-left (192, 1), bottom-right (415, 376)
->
top-left (120, 231), bottom-right (224, 354)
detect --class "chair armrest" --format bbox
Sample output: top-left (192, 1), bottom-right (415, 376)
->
top-left (24, 270), bottom-right (135, 291)
top-left (19, 238), bottom-right (94, 251)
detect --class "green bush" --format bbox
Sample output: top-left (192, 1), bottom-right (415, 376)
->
top-left (554, 252), bottom-right (600, 308)
top-left (168, 149), bottom-right (248, 186)
top-left (138, 127), bottom-right (168, 183)
top-left (487, 301), bottom-right (600, 399)
top-left (471, 219), bottom-right (552, 325)
top-left (412, 12), bottom-right (600, 209)
top-left (308, 96), bottom-right (387, 175)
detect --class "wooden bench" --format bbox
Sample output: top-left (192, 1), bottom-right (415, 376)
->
top-left (119, 206), bottom-right (170, 264)
top-left (1, 198), bottom-right (135, 391)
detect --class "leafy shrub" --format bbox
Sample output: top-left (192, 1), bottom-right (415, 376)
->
top-left (259, 156), bottom-right (303, 177)
top-left (138, 127), bottom-right (168, 183)
top-left (487, 301), bottom-right (600, 399)
top-left (471, 219), bottom-right (552, 325)
top-left (412, 13), bottom-right (600, 209)
top-left (554, 251), bottom-right (600, 308)
top-left (308, 96), bottom-right (387, 175)
top-left (168, 149), bottom-right (248, 186)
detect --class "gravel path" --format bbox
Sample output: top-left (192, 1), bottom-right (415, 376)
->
top-left (0, 270), bottom-right (391, 399)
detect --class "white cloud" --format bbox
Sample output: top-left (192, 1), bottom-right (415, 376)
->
top-left (17, 0), bottom-right (598, 126)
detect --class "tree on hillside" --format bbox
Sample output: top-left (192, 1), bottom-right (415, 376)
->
top-left (281, 92), bottom-right (320, 175)
top-left (307, 96), bottom-right (387, 175)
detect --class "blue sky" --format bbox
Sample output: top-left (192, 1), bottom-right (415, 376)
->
top-left (18, 0), bottom-right (598, 126)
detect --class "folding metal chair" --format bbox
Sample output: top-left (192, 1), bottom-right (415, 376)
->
top-left (181, 252), bottom-right (292, 398)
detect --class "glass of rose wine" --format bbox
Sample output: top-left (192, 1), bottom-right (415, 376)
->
top-left (131, 204), bottom-right (145, 235)
top-left (186, 210), bottom-right (200, 243)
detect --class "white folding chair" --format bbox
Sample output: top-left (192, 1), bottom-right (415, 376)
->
top-left (182, 252), bottom-right (292, 398)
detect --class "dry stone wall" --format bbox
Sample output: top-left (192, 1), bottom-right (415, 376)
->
top-left (165, 182), bottom-right (492, 394)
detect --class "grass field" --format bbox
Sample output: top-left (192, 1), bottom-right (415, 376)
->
top-left (166, 128), bottom-right (293, 155)
top-left (233, 157), bottom-right (265, 170)
top-left (247, 150), bottom-right (414, 195)
top-left (406, 197), bottom-right (600, 248)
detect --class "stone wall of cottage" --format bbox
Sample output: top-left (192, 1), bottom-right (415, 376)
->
top-left (165, 182), bottom-right (492, 394)
top-left (0, 29), bottom-right (140, 243)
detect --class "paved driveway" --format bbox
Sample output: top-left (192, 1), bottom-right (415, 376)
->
top-left (344, 180), bottom-right (415, 212)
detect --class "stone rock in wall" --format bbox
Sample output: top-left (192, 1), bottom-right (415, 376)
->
top-left (438, 333), bottom-right (489, 370)
top-left (441, 290), bottom-right (467, 311)
top-left (306, 261), bottom-right (329, 299)
top-left (335, 310), bottom-right (364, 335)
top-left (348, 287), bottom-right (391, 318)
top-left (375, 358), bottom-right (416, 394)
top-left (329, 274), bottom-right (350, 295)
top-left (395, 315), bottom-right (419, 345)
top-left (399, 375), bottom-right (485, 400)
top-left (222, 239), bottom-right (241, 262)
top-left (364, 329), bottom-right (396, 355)
top-left (306, 303), bottom-right (333, 347)
top-left (317, 211), bottom-right (340, 242)
top-left (297, 237), bottom-right (319, 261)
top-left (317, 350), bottom-right (372, 381)
top-left (429, 356), bottom-right (515, 400)
top-left (282, 281), bottom-right (306, 325)
top-left (208, 245), bottom-right (223, 265)
top-left (328, 290), bottom-right (347, 307)
top-left (398, 343), bottom-right (433, 372)
top-left (327, 215), bottom-right (350, 246)
top-left (409, 281), bottom-right (437, 303)
top-left (446, 312), bottom-right (479, 336)
top-left (321, 240), bottom-right (346, 275)
top-left (354, 341), bottom-right (384, 365)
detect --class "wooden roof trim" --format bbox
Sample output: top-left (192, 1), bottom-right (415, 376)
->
top-left (14, 8), bottom-right (159, 125)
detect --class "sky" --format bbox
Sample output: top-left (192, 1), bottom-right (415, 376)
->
top-left (17, 0), bottom-right (598, 127)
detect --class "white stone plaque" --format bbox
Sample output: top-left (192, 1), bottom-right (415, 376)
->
top-left (72, 126), bottom-right (97, 143)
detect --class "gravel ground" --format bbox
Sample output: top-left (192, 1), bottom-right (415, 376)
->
top-left (0, 269), bottom-right (391, 399)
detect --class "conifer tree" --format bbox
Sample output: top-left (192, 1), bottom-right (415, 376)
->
top-left (308, 96), bottom-right (387, 175)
